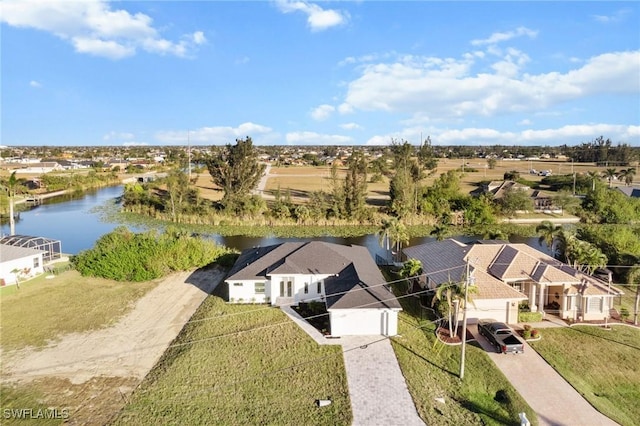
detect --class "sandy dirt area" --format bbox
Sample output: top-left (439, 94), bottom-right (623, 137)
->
top-left (1, 267), bottom-right (225, 424)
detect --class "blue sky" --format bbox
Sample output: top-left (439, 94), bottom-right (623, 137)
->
top-left (1, 1), bottom-right (639, 147)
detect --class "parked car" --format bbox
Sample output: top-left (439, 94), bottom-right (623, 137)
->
top-left (477, 319), bottom-right (525, 354)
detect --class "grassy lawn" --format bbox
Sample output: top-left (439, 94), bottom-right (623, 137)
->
top-left (0, 269), bottom-right (158, 351)
top-left (386, 271), bottom-right (537, 426)
top-left (114, 296), bottom-right (351, 425)
top-left (391, 313), bottom-right (537, 426)
top-left (529, 325), bottom-right (640, 426)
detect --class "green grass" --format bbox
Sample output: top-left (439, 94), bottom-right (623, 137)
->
top-left (391, 314), bottom-right (537, 426)
top-left (114, 296), bottom-right (351, 425)
top-left (529, 325), bottom-right (640, 426)
top-left (0, 269), bottom-right (157, 351)
top-left (385, 272), bottom-right (537, 426)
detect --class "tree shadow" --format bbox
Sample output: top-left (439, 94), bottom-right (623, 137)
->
top-left (391, 339), bottom-right (458, 378)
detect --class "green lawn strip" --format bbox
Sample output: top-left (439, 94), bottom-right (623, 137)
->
top-left (114, 296), bottom-right (351, 425)
top-left (392, 313), bottom-right (537, 426)
top-left (0, 270), bottom-right (157, 351)
top-left (529, 326), bottom-right (640, 426)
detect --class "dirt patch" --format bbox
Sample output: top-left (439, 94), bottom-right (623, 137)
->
top-left (1, 266), bottom-right (226, 424)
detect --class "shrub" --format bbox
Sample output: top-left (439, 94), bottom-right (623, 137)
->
top-left (72, 227), bottom-right (237, 282)
top-left (620, 307), bottom-right (630, 321)
top-left (518, 311), bottom-right (543, 323)
top-left (522, 329), bottom-right (532, 339)
top-left (523, 324), bottom-right (532, 331)
top-left (531, 329), bottom-right (540, 339)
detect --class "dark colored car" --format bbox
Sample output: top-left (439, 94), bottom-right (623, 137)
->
top-left (477, 319), bottom-right (525, 354)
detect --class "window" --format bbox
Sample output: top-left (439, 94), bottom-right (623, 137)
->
top-left (588, 297), bottom-right (602, 313)
top-left (511, 282), bottom-right (523, 292)
top-left (255, 282), bottom-right (265, 294)
top-left (233, 282), bottom-right (243, 287)
top-left (304, 282), bottom-right (309, 294)
top-left (33, 257), bottom-right (40, 268)
top-left (317, 281), bottom-right (322, 294)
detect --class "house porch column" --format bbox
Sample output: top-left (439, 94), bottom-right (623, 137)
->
top-left (529, 285), bottom-right (537, 312)
top-left (538, 284), bottom-right (546, 313)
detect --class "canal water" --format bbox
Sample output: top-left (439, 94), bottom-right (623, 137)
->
top-left (1, 185), bottom-right (547, 256)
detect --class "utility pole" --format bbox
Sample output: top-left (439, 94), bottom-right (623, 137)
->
top-left (460, 259), bottom-right (471, 380)
top-left (187, 130), bottom-right (192, 182)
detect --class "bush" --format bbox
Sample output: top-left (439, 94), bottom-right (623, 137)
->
top-left (531, 329), bottom-right (540, 339)
top-left (620, 307), bottom-right (630, 321)
top-left (518, 311), bottom-right (543, 323)
top-left (522, 329), bottom-right (532, 339)
top-left (72, 227), bottom-right (237, 281)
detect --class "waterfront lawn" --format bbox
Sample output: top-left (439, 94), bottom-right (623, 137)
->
top-left (114, 296), bottom-right (351, 426)
top-left (0, 269), bottom-right (157, 351)
top-left (529, 325), bottom-right (640, 426)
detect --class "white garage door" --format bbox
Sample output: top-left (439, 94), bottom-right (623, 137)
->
top-left (329, 309), bottom-right (398, 336)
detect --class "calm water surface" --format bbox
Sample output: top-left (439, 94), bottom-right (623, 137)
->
top-left (1, 186), bottom-right (548, 256)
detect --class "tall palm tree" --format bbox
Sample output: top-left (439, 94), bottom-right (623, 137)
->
top-left (603, 168), bottom-right (618, 188)
top-left (619, 167), bottom-right (636, 186)
top-left (432, 275), bottom-right (477, 337)
top-left (400, 259), bottom-right (423, 293)
top-left (430, 223), bottom-right (449, 241)
top-left (535, 220), bottom-right (562, 256)
top-left (377, 217), bottom-right (409, 262)
top-left (7, 171), bottom-right (18, 235)
top-left (586, 171), bottom-right (600, 191)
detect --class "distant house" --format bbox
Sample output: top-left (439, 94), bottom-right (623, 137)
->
top-left (13, 162), bottom-right (64, 174)
top-left (225, 242), bottom-right (402, 336)
top-left (476, 180), bottom-right (555, 211)
top-left (616, 186), bottom-right (640, 198)
top-left (0, 244), bottom-right (45, 286)
top-left (403, 239), bottom-right (623, 323)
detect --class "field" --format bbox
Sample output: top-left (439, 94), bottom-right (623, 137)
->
top-left (529, 325), bottom-right (640, 426)
top-left (114, 296), bottom-right (351, 425)
top-left (0, 268), bottom-right (158, 351)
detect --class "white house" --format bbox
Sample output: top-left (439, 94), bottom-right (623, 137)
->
top-left (403, 239), bottom-right (623, 324)
top-left (0, 244), bottom-right (45, 286)
top-left (225, 242), bottom-right (402, 336)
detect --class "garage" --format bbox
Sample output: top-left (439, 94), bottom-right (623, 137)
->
top-left (328, 308), bottom-right (400, 337)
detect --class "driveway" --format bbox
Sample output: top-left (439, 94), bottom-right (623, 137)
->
top-left (471, 325), bottom-right (617, 426)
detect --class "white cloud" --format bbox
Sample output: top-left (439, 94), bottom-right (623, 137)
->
top-left (103, 131), bottom-right (135, 141)
top-left (341, 50), bottom-right (640, 120)
top-left (156, 122), bottom-right (274, 145)
top-left (310, 104), bottom-right (335, 121)
top-left (275, 0), bottom-right (349, 32)
top-left (29, 80), bottom-right (42, 88)
top-left (122, 141), bottom-right (149, 146)
top-left (471, 26), bottom-right (538, 46)
top-left (285, 131), bottom-right (353, 145)
top-left (365, 123), bottom-right (639, 146)
top-left (0, 0), bottom-right (204, 59)
top-left (340, 122), bottom-right (362, 130)
top-left (592, 8), bottom-right (632, 23)
top-left (518, 119), bottom-right (532, 126)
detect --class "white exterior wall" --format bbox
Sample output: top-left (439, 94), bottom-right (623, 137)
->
top-left (227, 279), bottom-right (269, 303)
top-left (328, 309), bottom-right (400, 336)
top-left (0, 254), bottom-right (44, 286)
top-left (463, 299), bottom-right (520, 324)
top-left (268, 273), bottom-right (332, 304)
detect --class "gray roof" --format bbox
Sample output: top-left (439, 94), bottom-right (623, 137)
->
top-left (226, 242), bottom-right (401, 310)
top-left (0, 244), bottom-right (45, 263)
top-left (617, 186), bottom-right (640, 198)
top-left (403, 239), bottom-right (471, 286)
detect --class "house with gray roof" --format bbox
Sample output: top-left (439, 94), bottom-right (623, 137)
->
top-left (225, 241), bottom-right (402, 336)
top-left (403, 239), bottom-right (623, 323)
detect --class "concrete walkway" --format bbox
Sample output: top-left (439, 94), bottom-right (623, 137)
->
top-left (471, 325), bottom-right (618, 426)
top-left (281, 307), bottom-right (424, 426)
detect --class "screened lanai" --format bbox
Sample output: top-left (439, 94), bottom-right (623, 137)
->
top-left (0, 235), bottom-right (62, 262)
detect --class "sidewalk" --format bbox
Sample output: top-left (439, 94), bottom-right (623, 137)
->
top-left (281, 306), bottom-right (424, 426)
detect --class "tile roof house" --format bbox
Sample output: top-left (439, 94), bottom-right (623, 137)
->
top-left (477, 180), bottom-right (555, 211)
top-left (225, 242), bottom-right (402, 336)
top-left (403, 239), bottom-right (623, 323)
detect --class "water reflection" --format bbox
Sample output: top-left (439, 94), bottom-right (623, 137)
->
top-left (1, 185), bottom-right (549, 257)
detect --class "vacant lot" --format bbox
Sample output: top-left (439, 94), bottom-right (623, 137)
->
top-left (114, 296), bottom-right (351, 425)
top-left (530, 325), bottom-right (640, 426)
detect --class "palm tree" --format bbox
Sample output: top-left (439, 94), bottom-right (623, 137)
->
top-left (586, 171), bottom-right (600, 191)
top-left (628, 266), bottom-right (640, 325)
top-left (377, 217), bottom-right (409, 262)
top-left (603, 168), bottom-right (617, 188)
top-left (432, 275), bottom-right (477, 337)
top-left (7, 171), bottom-right (18, 235)
top-left (535, 220), bottom-right (562, 256)
top-left (619, 167), bottom-right (636, 186)
top-left (400, 259), bottom-right (423, 293)
top-left (430, 223), bottom-right (449, 241)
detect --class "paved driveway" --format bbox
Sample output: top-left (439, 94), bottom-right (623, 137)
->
top-left (471, 325), bottom-right (618, 426)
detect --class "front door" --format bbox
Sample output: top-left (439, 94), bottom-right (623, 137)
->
top-left (280, 280), bottom-right (293, 297)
